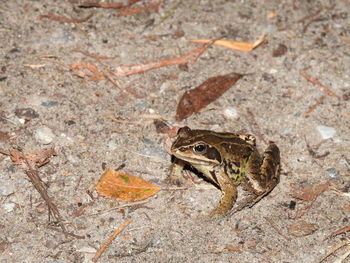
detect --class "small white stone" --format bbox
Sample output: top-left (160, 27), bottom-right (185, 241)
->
top-left (316, 125), bottom-right (336, 139)
top-left (223, 107), bottom-right (238, 119)
top-left (35, 126), bottom-right (55, 144)
top-left (280, 127), bottom-right (293, 135)
top-left (159, 82), bottom-right (171, 93)
top-left (325, 168), bottom-right (337, 178)
top-left (269, 68), bottom-right (278, 74)
top-left (0, 179), bottom-right (15, 196)
top-left (107, 139), bottom-right (118, 150)
top-left (18, 118), bottom-right (25, 124)
top-left (2, 203), bottom-right (15, 212)
top-left (66, 154), bottom-right (80, 166)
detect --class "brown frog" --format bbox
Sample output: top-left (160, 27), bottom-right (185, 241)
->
top-left (168, 126), bottom-right (280, 216)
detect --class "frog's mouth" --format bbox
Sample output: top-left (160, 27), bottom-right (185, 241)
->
top-left (172, 151), bottom-right (219, 165)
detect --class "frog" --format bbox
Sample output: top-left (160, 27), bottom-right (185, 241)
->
top-left (168, 126), bottom-right (280, 217)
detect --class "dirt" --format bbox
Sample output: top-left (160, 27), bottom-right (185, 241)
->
top-left (0, 1), bottom-right (350, 262)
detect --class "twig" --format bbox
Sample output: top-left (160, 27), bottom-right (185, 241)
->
top-left (297, 8), bottom-right (322, 23)
top-left (78, 0), bottom-right (141, 9)
top-left (72, 49), bottom-right (115, 60)
top-left (46, 225), bottom-right (85, 239)
top-left (319, 240), bottom-right (350, 263)
top-left (117, 1), bottom-right (161, 17)
top-left (39, 13), bottom-right (93, 23)
top-left (86, 200), bottom-right (149, 216)
top-left (300, 9), bottom-right (322, 34)
top-left (156, 0), bottom-right (182, 26)
top-left (105, 114), bottom-right (150, 125)
top-left (78, 2), bottom-right (124, 8)
top-left (305, 137), bottom-right (330, 159)
top-left (304, 96), bottom-right (325, 116)
top-left (329, 226), bottom-right (350, 238)
top-left (0, 149), bottom-right (82, 239)
top-left (25, 165), bottom-right (67, 233)
top-left (104, 72), bottom-right (140, 98)
top-left (110, 43), bottom-right (210, 76)
top-left (92, 219), bottom-right (132, 262)
top-left (300, 70), bottom-right (340, 98)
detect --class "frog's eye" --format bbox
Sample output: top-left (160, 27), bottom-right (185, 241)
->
top-left (193, 143), bottom-right (207, 153)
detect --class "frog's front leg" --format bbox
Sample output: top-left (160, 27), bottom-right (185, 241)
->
top-left (167, 157), bottom-right (188, 186)
top-left (210, 169), bottom-right (238, 217)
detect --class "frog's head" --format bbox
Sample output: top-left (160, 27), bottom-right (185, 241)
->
top-left (171, 126), bottom-right (222, 165)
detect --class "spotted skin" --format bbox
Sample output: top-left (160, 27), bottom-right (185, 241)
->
top-left (169, 126), bottom-right (280, 217)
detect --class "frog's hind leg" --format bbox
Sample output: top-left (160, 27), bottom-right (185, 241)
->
top-left (258, 142), bottom-right (280, 192)
top-left (229, 142), bottom-right (280, 215)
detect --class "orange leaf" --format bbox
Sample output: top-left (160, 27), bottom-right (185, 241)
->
top-left (96, 169), bottom-right (160, 201)
top-left (191, 34), bottom-right (265, 52)
top-left (341, 205), bottom-right (350, 210)
top-left (225, 245), bottom-right (242, 253)
top-left (267, 12), bottom-right (278, 19)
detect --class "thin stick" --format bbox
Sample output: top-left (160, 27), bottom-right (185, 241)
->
top-left (110, 43), bottom-right (210, 77)
top-left (86, 200), bottom-right (148, 216)
top-left (39, 13), bottom-right (93, 23)
top-left (92, 219), bottom-right (132, 262)
top-left (319, 240), bottom-right (350, 263)
top-left (300, 70), bottom-right (340, 98)
top-left (304, 96), bottom-right (325, 116)
top-left (72, 49), bottom-right (115, 60)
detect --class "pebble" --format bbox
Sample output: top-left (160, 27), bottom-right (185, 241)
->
top-left (66, 154), bottom-right (80, 166)
top-left (41, 101), bottom-right (58, 107)
top-left (280, 127), bottom-right (293, 135)
top-left (325, 168), bottom-right (337, 178)
top-left (2, 203), bottom-right (15, 212)
top-left (269, 68), bottom-right (278, 74)
top-left (223, 107), bottom-right (238, 119)
top-left (0, 179), bottom-right (15, 195)
top-left (316, 125), bottom-right (336, 139)
top-left (107, 134), bottom-right (119, 150)
top-left (34, 126), bottom-right (55, 144)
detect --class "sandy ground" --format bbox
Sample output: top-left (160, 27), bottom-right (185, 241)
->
top-left (1, 1), bottom-right (350, 262)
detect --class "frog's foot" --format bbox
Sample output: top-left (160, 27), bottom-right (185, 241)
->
top-left (164, 174), bottom-right (187, 186)
top-left (166, 160), bottom-right (188, 186)
top-left (228, 194), bottom-right (261, 216)
top-left (209, 207), bottom-right (229, 217)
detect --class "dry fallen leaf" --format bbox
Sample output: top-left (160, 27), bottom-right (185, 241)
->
top-left (191, 34), bottom-right (265, 52)
top-left (293, 183), bottom-right (329, 201)
top-left (330, 226), bottom-right (350, 238)
top-left (175, 72), bottom-right (243, 121)
top-left (96, 169), bottom-right (160, 201)
top-left (225, 245), bottom-right (242, 253)
top-left (288, 220), bottom-right (319, 237)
